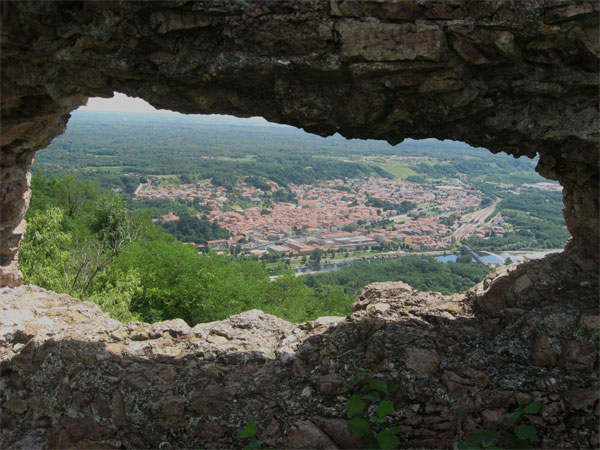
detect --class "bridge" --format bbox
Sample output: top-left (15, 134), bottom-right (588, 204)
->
top-left (461, 244), bottom-right (488, 266)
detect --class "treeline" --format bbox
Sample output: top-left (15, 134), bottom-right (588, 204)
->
top-left (366, 197), bottom-right (416, 213)
top-left (161, 213), bottom-right (230, 244)
top-left (412, 156), bottom-right (543, 186)
top-left (206, 157), bottom-right (387, 190)
top-left (126, 196), bottom-right (210, 218)
top-left (303, 257), bottom-right (490, 297)
top-left (38, 154), bottom-right (385, 193)
top-left (466, 189), bottom-right (569, 251)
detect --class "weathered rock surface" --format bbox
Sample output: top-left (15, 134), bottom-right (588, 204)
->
top-left (1, 253), bottom-right (598, 449)
top-left (1, 0), bottom-right (599, 284)
top-left (1, 3), bottom-right (598, 448)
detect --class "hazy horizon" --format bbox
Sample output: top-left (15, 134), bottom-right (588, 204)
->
top-left (80, 92), bottom-right (282, 127)
top-left (77, 93), bottom-right (492, 151)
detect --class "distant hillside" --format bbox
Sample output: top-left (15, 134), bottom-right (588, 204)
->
top-left (35, 110), bottom-right (542, 189)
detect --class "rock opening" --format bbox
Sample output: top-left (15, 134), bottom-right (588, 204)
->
top-left (1, 2), bottom-right (599, 448)
top-left (1, 0), bottom-right (598, 286)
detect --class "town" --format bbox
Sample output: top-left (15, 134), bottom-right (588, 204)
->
top-left (135, 175), bottom-right (513, 257)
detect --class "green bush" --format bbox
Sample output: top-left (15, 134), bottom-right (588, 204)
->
top-left (344, 369), bottom-right (402, 449)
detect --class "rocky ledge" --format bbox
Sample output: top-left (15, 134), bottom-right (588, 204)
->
top-left (1, 253), bottom-right (598, 449)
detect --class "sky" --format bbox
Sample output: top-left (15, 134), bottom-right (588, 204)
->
top-left (81, 93), bottom-right (162, 113)
top-left (79, 92), bottom-right (278, 126)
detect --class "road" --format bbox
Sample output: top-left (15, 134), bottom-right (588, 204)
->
top-left (452, 199), bottom-right (500, 242)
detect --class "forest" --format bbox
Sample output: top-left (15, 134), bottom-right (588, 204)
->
top-left (161, 213), bottom-right (230, 244)
top-left (34, 110), bottom-right (542, 192)
top-left (304, 257), bottom-right (490, 297)
top-left (465, 189), bottom-right (569, 250)
top-left (21, 175), bottom-right (492, 325)
top-left (34, 111), bottom-right (395, 191)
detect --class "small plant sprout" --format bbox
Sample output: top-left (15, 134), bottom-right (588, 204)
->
top-left (344, 368), bottom-right (402, 449)
top-left (504, 401), bottom-right (541, 449)
top-left (235, 420), bottom-right (267, 450)
top-left (458, 401), bottom-right (542, 450)
top-left (458, 429), bottom-right (500, 450)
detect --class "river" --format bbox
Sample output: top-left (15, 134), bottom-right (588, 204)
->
top-left (288, 248), bottom-right (563, 277)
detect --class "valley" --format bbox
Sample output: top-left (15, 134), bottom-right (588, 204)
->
top-left (23, 109), bottom-right (570, 324)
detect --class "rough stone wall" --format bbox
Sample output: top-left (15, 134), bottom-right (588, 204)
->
top-left (1, 253), bottom-right (598, 449)
top-left (1, 0), bottom-right (599, 285)
top-left (1, 3), bottom-right (598, 447)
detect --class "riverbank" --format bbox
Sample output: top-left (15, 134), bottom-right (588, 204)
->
top-left (267, 248), bottom-right (564, 279)
top-left (497, 248), bottom-right (563, 262)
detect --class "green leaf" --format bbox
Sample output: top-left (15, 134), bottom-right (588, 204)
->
top-left (377, 400), bottom-right (395, 418)
top-left (506, 436), bottom-right (531, 449)
top-left (472, 429), bottom-right (498, 444)
top-left (504, 411), bottom-right (521, 422)
top-left (387, 380), bottom-right (399, 393)
top-left (368, 378), bottom-right (388, 393)
top-left (458, 440), bottom-right (480, 450)
top-left (373, 416), bottom-right (388, 426)
top-left (524, 402), bottom-right (542, 415)
top-left (376, 429), bottom-right (400, 449)
top-left (345, 377), bottom-right (360, 390)
top-left (236, 421), bottom-right (257, 439)
top-left (390, 426), bottom-right (403, 435)
top-left (363, 392), bottom-right (382, 403)
top-left (514, 424), bottom-right (536, 442)
top-left (348, 417), bottom-right (371, 437)
top-left (363, 438), bottom-right (380, 449)
top-left (356, 368), bottom-right (372, 374)
top-left (346, 395), bottom-right (366, 416)
top-left (245, 439), bottom-right (263, 450)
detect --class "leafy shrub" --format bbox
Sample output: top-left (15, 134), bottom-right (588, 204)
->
top-left (458, 401), bottom-right (542, 450)
top-left (344, 368), bottom-right (402, 449)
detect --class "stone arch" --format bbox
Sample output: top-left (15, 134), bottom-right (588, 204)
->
top-left (1, 0), bottom-right (598, 286)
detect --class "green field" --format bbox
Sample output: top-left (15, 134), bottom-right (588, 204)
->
top-left (376, 163), bottom-right (417, 179)
top-left (215, 155), bottom-right (256, 162)
top-left (83, 166), bottom-right (123, 171)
